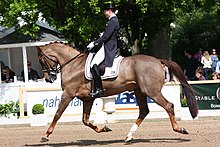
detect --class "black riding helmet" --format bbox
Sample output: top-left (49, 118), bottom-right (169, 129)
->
top-left (103, 1), bottom-right (115, 11)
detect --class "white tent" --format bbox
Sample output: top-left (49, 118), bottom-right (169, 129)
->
top-left (0, 25), bottom-right (65, 82)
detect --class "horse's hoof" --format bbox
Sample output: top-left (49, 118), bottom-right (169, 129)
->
top-left (40, 136), bottom-right (49, 142)
top-left (103, 126), bottom-right (112, 132)
top-left (181, 128), bottom-right (189, 134)
top-left (125, 136), bottom-right (133, 145)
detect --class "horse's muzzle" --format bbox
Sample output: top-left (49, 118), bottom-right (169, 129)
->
top-left (45, 74), bottom-right (57, 83)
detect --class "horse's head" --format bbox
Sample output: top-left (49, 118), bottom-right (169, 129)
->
top-left (37, 42), bottom-right (84, 83)
top-left (37, 46), bottom-right (58, 83)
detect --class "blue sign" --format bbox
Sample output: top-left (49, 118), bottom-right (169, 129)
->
top-left (115, 92), bottom-right (154, 105)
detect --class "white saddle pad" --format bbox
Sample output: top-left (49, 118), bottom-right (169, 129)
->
top-left (85, 53), bottom-right (124, 80)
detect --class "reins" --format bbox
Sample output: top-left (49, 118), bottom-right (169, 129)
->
top-left (38, 48), bottom-right (82, 74)
top-left (56, 52), bottom-right (82, 73)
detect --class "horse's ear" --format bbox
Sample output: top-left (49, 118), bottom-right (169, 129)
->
top-left (36, 46), bottom-right (41, 51)
top-left (36, 46), bottom-right (43, 53)
top-left (36, 46), bottom-right (42, 56)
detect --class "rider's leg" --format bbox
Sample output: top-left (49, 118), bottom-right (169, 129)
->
top-left (90, 64), bottom-right (104, 97)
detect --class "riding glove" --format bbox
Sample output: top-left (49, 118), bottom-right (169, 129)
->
top-left (87, 41), bottom-right (95, 51)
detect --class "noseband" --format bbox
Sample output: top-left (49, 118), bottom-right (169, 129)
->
top-left (38, 48), bottom-right (82, 75)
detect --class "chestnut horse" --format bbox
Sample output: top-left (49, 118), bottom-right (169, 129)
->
top-left (37, 42), bottom-right (198, 144)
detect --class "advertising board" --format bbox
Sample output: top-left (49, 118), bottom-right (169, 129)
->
top-left (191, 83), bottom-right (220, 109)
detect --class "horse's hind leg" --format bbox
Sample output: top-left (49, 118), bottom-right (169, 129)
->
top-left (151, 92), bottom-right (189, 134)
top-left (125, 89), bottom-right (149, 144)
top-left (41, 92), bottom-right (73, 142)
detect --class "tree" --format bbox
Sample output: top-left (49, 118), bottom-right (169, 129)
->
top-left (37, 0), bottom-right (106, 49)
top-left (115, 0), bottom-right (176, 58)
top-left (1, 0), bottom-right (219, 59)
top-left (0, 0), bottom-right (176, 58)
top-left (0, 0), bottom-right (40, 38)
top-left (171, 0), bottom-right (220, 66)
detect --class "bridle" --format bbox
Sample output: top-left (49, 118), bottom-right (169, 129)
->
top-left (38, 48), bottom-right (82, 76)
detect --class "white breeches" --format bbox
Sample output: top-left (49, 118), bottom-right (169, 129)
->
top-left (90, 44), bottom-right (105, 68)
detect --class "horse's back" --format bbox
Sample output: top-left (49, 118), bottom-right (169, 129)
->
top-left (118, 54), bottom-right (165, 92)
top-left (120, 54), bottom-right (163, 74)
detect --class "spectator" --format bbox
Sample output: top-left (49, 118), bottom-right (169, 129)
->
top-left (21, 61), bottom-right (40, 81)
top-left (195, 68), bottom-right (205, 80)
top-left (211, 72), bottom-right (220, 80)
top-left (210, 49), bottom-right (219, 73)
top-left (183, 49), bottom-right (203, 80)
top-left (201, 51), bottom-right (212, 80)
top-left (193, 48), bottom-right (203, 62)
top-left (162, 63), bottom-right (170, 82)
top-left (2, 66), bottom-right (15, 83)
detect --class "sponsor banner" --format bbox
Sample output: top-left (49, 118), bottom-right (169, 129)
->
top-left (26, 84), bottom-right (181, 116)
top-left (0, 83), bottom-right (21, 102)
top-left (26, 90), bottom-right (102, 116)
top-left (115, 84), bottom-right (181, 112)
top-left (192, 83), bottom-right (220, 109)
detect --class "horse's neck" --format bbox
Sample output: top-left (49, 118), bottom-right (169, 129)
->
top-left (58, 50), bottom-right (87, 80)
top-left (54, 46), bottom-right (81, 65)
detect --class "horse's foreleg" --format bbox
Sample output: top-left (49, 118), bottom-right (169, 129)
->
top-left (82, 100), bottom-right (112, 133)
top-left (41, 92), bottom-right (72, 142)
top-left (151, 93), bottom-right (189, 134)
top-left (125, 89), bottom-right (149, 144)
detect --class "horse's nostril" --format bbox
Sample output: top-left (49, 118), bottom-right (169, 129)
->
top-left (45, 78), bottom-right (52, 83)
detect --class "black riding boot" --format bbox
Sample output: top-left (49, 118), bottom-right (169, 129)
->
top-left (90, 64), bottom-right (104, 97)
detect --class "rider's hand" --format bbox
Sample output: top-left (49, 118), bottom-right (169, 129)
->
top-left (87, 41), bottom-right (95, 51)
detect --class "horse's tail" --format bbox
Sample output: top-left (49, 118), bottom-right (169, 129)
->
top-left (161, 59), bottom-right (198, 119)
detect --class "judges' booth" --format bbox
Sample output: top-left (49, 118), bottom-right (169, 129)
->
top-left (0, 26), bottom-right (65, 118)
top-left (0, 42), bottom-right (65, 118)
top-left (0, 42), bottom-right (47, 82)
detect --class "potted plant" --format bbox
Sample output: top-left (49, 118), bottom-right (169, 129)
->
top-left (0, 101), bottom-right (19, 118)
top-left (32, 104), bottom-right (44, 114)
top-left (30, 104), bottom-right (47, 126)
top-left (181, 97), bottom-right (188, 107)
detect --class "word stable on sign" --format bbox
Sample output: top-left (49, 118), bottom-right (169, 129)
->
top-left (192, 83), bottom-right (220, 110)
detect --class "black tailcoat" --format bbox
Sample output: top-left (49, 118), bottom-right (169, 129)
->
top-left (94, 16), bottom-right (120, 67)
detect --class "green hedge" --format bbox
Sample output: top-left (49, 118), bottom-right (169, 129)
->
top-left (32, 104), bottom-right (44, 114)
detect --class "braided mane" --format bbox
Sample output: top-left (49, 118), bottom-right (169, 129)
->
top-left (44, 41), bottom-right (70, 47)
top-left (43, 41), bottom-right (83, 53)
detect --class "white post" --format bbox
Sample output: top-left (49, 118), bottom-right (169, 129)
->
top-left (93, 98), bottom-right (107, 124)
top-left (22, 45), bottom-right (28, 83)
top-left (102, 95), bottom-right (117, 123)
top-left (7, 48), bottom-right (11, 67)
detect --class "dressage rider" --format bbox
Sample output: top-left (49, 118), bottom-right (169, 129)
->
top-left (87, 2), bottom-right (120, 97)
